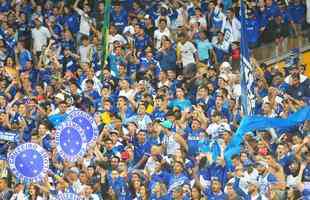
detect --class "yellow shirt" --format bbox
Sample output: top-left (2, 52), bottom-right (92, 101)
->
top-left (101, 112), bottom-right (112, 125)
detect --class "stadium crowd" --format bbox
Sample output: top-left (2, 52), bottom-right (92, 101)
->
top-left (0, 0), bottom-right (310, 199)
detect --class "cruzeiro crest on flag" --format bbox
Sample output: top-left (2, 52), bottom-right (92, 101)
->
top-left (58, 193), bottom-right (82, 200)
top-left (66, 109), bottom-right (99, 145)
top-left (8, 143), bottom-right (49, 183)
top-left (55, 121), bottom-right (87, 162)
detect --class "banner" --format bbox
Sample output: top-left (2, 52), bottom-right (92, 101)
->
top-left (7, 143), bottom-right (49, 182)
top-left (58, 193), bottom-right (82, 200)
top-left (0, 131), bottom-right (19, 143)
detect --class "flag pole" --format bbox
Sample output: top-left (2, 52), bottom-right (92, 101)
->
top-left (101, 0), bottom-right (111, 81)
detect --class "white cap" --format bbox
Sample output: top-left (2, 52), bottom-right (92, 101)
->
top-left (123, 26), bottom-right (135, 35)
top-left (219, 74), bottom-right (228, 82)
top-left (55, 93), bottom-right (65, 101)
top-left (220, 62), bottom-right (232, 73)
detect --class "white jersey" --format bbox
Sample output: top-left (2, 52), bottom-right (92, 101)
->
top-left (164, 133), bottom-right (180, 156)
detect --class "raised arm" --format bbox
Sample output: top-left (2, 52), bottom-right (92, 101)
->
top-left (73, 0), bottom-right (82, 13)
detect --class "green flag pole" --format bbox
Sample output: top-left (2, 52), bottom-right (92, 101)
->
top-left (101, 0), bottom-right (111, 81)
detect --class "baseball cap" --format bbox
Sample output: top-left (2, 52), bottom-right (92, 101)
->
top-left (55, 93), bottom-right (65, 101)
top-left (144, 14), bottom-right (151, 20)
top-left (219, 74), bottom-right (229, 82)
top-left (102, 82), bottom-right (112, 89)
top-left (160, 120), bottom-right (173, 129)
top-left (68, 167), bottom-right (80, 174)
top-left (255, 161), bottom-right (268, 168)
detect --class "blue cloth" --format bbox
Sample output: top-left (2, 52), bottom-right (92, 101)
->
top-left (168, 99), bottom-right (192, 112)
top-left (224, 106), bottom-right (310, 164)
top-left (48, 113), bottom-right (68, 127)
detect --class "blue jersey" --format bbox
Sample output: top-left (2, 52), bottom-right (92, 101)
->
top-left (288, 3), bottom-right (306, 24)
top-left (139, 57), bottom-right (161, 77)
top-left (211, 10), bottom-right (224, 30)
top-left (265, 3), bottom-right (280, 20)
top-left (64, 13), bottom-right (80, 34)
top-left (38, 67), bottom-right (52, 84)
top-left (281, 10), bottom-right (293, 24)
top-left (167, 173), bottom-right (190, 191)
top-left (59, 55), bottom-right (78, 73)
top-left (134, 34), bottom-right (151, 52)
top-left (185, 127), bottom-right (203, 157)
top-left (17, 22), bottom-right (31, 41)
top-left (133, 139), bottom-right (151, 166)
top-left (151, 107), bottom-right (167, 121)
top-left (245, 18), bottom-right (260, 45)
top-left (42, 134), bottom-right (52, 151)
top-left (61, 39), bottom-right (75, 51)
top-left (111, 9), bottom-right (128, 32)
top-left (0, 1), bottom-right (10, 12)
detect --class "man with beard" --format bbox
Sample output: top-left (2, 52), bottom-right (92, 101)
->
top-left (203, 178), bottom-right (228, 199)
top-left (256, 161), bottom-right (280, 200)
top-left (232, 177), bottom-right (263, 200)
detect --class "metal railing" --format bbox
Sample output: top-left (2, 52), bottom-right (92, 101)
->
top-left (253, 29), bottom-right (310, 65)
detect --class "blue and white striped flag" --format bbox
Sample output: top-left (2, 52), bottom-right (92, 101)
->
top-left (240, 1), bottom-right (256, 116)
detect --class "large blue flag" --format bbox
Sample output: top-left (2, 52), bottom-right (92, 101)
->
top-left (240, 0), bottom-right (256, 116)
top-left (224, 106), bottom-right (310, 165)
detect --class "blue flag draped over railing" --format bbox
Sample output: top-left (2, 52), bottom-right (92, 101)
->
top-left (240, 0), bottom-right (256, 116)
top-left (224, 106), bottom-right (310, 164)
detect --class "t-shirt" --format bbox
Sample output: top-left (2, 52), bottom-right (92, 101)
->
top-left (189, 16), bottom-right (207, 27)
top-left (154, 28), bottom-right (171, 49)
top-left (31, 26), bottom-right (51, 52)
top-left (78, 45), bottom-right (94, 63)
top-left (195, 39), bottom-right (213, 61)
top-left (76, 8), bottom-right (92, 36)
top-left (178, 41), bottom-right (197, 66)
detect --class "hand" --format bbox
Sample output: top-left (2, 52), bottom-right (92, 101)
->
top-left (217, 157), bottom-right (225, 167)
top-left (59, 1), bottom-right (65, 7)
top-left (99, 167), bottom-right (106, 177)
top-left (302, 136), bottom-right (310, 146)
top-left (300, 162), bottom-right (306, 171)
top-left (46, 21), bottom-right (52, 28)
top-left (49, 39), bottom-right (55, 45)
top-left (177, 75), bottom-right (183, 80)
